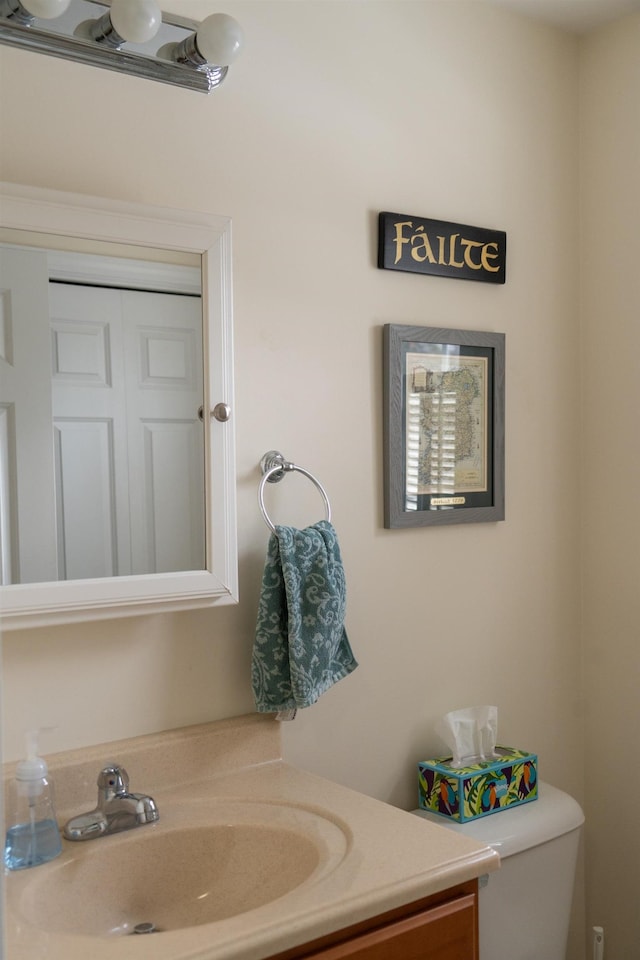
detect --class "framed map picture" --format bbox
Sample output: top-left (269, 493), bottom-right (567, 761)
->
top-left (383, 324), bottom-right (505, 528)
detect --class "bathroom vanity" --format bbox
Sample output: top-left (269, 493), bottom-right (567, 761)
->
top-left (266, 880), bottom-right (478, 959)
top-left (3, 714), bottom-right (496, 960)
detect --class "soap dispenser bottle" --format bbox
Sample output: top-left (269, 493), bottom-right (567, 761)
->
top-left (4, 731), bottom-right (62, 870)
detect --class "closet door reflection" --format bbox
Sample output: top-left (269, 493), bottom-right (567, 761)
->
top-left (0, 246), bottom-right (57, 584)
top-left (0, 243), bottom-right (204, 585)
top-left (50, 282), bottom-right (204, 580)
top-left (50, 283), bottom-right (204, 579)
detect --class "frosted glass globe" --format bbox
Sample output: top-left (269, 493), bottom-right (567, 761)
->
top-left (196, 13), bottom-right (243, 66)
top-left (110, 0), bottom-right (161, 43)
top-left (22, 0), bottom-right (71, 18)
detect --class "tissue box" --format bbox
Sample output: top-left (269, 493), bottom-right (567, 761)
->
top-left (418, 747), bottom-right (538, 822)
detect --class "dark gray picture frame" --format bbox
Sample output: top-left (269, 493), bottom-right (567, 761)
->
top-left (383, 324), bottom-right (505, 529)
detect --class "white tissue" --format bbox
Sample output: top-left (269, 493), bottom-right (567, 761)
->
top-left (435, 705), bottom-right (500, 768)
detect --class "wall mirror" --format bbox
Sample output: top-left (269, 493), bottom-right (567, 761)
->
top-left (0, 182), bottom-right (237, 629)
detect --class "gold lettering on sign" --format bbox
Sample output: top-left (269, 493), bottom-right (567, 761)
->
top-left (448, 233), bottom-right (464, 268)
top-left (410, 225), bottom-right (436, 263)
top-left (393, 221), bottom-right (413, 264)
top-left (431, 497), bottom-right (466, 506)
top-left (460, 238), bottom-right (484, 270)
top-left (392, 222), bottom-right (502, 274)
top-left (481, 242), bottom-right (500, 272)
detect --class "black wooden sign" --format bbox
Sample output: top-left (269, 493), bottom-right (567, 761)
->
top-left (378, 212), bottom-right (506, 284)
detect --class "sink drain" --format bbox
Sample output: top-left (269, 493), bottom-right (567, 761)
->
top-left (132, 922), bottom-right (158, 935)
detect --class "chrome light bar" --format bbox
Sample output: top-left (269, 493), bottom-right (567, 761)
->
top-left (0, 0), bottom-right (243, 94)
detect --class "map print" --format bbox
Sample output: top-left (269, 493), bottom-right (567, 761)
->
top-left (406, 352), bottom-right (487, 495)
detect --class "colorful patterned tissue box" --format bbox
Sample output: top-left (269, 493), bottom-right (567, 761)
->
top-left (418, 747), bottom-right (538, 822)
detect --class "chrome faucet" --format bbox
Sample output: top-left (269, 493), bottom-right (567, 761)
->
top-left (63, 764), bottom-right (159, 841)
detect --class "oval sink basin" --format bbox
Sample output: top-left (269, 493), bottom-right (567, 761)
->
top-left (12, 801), bottom-right (348, 937)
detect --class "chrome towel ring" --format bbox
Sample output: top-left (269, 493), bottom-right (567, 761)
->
top-left (258, 450), bottom-right (332, 534)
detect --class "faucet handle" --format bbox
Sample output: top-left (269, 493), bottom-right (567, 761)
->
top-left (97, 764), bottom-right (129, 800)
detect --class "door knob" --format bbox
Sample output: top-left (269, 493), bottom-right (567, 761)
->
top-left (212, 402), bottom-right (231, 422)
top-left (199, 403), bottom-right (232, 422)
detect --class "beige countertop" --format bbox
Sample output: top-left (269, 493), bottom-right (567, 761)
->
top-left (4, 714), bottom-right (499, 960)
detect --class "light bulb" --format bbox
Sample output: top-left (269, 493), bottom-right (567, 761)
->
top-left (195, 13), bottom-right (243, 66)
top-left (109, 0), bottom-right (161, 44)
top-left (22, 0), bottom-right (70, 17)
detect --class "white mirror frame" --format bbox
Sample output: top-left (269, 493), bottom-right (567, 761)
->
top-left (0, 182), bottom-right (238, 630)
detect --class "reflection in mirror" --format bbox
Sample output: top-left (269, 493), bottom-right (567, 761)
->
top-left (0, 240), bottom-right (206, 584)
top-left (0, 183), bottom-right (237, 629)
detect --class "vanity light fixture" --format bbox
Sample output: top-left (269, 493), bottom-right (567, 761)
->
top-left (0, 0), bottom-right (244, 93)
top-left (1, 0), bottom-right (71, 23)
top-left (77, 0), bottom-right (162, 49)
top-left (159, 12), bottom-right (242, 69)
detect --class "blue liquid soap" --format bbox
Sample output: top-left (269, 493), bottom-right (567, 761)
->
top-left (5, 817), bottom-right (62, 871)
top-left (5, 731), bottom-right (63, 871)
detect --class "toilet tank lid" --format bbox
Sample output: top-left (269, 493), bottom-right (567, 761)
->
top-left (412, 782), bottom-right (584, 859)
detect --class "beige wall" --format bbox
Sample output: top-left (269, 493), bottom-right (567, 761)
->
top-left (3, 1), bottom-right (623, 954)
top-left (580, 12), bottom-right (640, 959)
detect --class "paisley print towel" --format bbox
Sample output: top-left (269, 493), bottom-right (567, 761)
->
top-left (252, 521), bottom-right (357, 713)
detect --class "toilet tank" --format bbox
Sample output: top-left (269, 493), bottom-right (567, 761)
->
top-left (413, 781), bottom-right (583, 960)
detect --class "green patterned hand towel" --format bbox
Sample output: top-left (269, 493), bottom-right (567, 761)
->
top-left (252, 520), bottom-right (357, 713)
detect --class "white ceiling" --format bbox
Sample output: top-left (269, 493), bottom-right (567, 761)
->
top-left (489, 0), bottom-right (640, 33)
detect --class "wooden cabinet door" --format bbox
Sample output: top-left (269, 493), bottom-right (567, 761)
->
top-left (300, 893), bottom-right (477, 960)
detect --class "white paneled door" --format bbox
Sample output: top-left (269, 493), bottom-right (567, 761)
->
top-left (0, 246), bottom-right (58, 584)
top-left (49, 282), bottom-right (204, 579)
